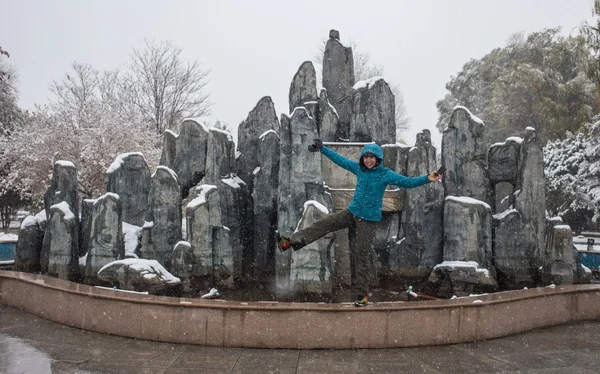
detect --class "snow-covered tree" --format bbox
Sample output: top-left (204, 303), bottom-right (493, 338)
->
top-left (582, 0), bottom-right (600, 87)
top-left (437, 28), bottom-right (596, 144)
top-left (0, 63), bottom-right (161, 207)
top-left (122, 40), bottom-right (212, 135)
top-left (544, 116), bottom-right (600, 232)
top-left (0, 54), bottom-right (21, 137)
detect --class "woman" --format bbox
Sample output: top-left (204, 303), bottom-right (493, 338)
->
top-left (279, 138), bottom-right (442, 306)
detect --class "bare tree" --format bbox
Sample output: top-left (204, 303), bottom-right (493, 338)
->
top-left (314, 40), bottom-right (411, 138)
top-left (124, 40), bottom-right (211, 134)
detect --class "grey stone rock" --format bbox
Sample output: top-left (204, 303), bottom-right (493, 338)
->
top-left (349, 77), bottom-right (396, 144)
top-left (442, 107), bottom-right (492, 207)
top-left (236, 96), bottom-right (280, 189)
top-left (13, 212), bottom-right (46, 273)
top-left (493, 209), bottom-right (537, 289)
top-left (542, 224), bottom-right (575, 285)
top-left (97, 258), bottom-right (181, 294)
top-left (428, 261), bottom-right (498, 297)
top-left (322, 30), bottom-right (354, 129)
top-left (41, 202), bottom-right (79, 281)
top-left (289, 202), bottom-right (334, 298)
top-left (172, 119), bottom-right (209, 197)
top-left (204, 128), bottom-right (235, 185)
top-left (488, 137), bottom-right (521, 184)
top-left (144, 166), bottom-right (182, 268)
top-left (252, 130), bottom-right (280, 281)
top-left (514, 127), bottom-right (547, 266)
top-left (43, 161), bottom-right (78, 222)
top-left (217, 176), bottom-right (246, 284)
top-left (159, 129), bottom-right (178, 169)
top-left (317, 89), bottom-right (340, 141)
top-left (170, 241), bottom-right (194, 292)
top-left (443, 196), bottom-right (494, 272)
top-left (106, 152), bottom-right (151, 226)
top-left (186, 185), bottom-right (234, 289)
top-left (289, 61), bottom-right (318, 113)
top-left (84, 193), bottom-right (125, 284)
top-left (79, 199), bottom-right (95, 258)
top-left (373, 212), bottom-right (400, 281)
top-left (396, 132), bottom-right (444, 277)
top-left (277, 108), bottom-right (330, 297)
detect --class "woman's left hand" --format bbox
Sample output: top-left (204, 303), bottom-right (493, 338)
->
top-left (428, 170), bottom-right (443, 182)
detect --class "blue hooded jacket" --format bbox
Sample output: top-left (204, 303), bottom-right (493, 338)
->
top-left (321, 143), bottom-right (430, 221)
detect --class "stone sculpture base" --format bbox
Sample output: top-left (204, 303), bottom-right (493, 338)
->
top-left (2, 270), bottom-right (600, 349)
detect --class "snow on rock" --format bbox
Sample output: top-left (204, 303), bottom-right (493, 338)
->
top-left (50, 201), bottom-right (75, 220)
top-left (55, 160), bottom-right (75, 168)
top-left (453, 105), bottom-right (484, 125)
top-left (122, 222), bottom-right (142, 255)
top-left (98, 258), bottom-right (181, 292)
top-left (106, 152), bottom-right (145, 174)
top-left (0, 232), bottom-right (18, 243)
top-left (353, 76), bottom-right (384, 90)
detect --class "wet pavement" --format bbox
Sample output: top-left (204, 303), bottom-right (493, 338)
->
top-left (2, 305), bottom-right (600, 373)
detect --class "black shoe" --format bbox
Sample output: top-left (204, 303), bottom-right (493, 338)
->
top-left (354, 295), bottom-right (369, 307)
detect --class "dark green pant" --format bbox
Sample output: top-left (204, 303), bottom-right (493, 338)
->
top-left (290, 209), bottom-right (378, 298)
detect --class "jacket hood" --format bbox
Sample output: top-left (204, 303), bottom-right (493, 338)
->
top-left (359, 143), bottom-right (384, 168)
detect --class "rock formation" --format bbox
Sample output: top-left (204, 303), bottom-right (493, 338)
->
top-left (106, 152), bottom-right (151, 226)
top-left (83, 193), bottom-right (124, 284)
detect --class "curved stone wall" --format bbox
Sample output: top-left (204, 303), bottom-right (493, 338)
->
top-left (1, 270), bottom-right (600, 349)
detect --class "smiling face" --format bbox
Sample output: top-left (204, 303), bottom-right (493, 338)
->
top-left (363, 154), bottom-right (377, 169)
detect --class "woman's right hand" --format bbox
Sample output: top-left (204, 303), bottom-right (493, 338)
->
top-left (308, 138), bottom-right (323, 152)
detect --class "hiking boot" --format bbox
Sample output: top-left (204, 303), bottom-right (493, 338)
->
top-left (278, 235), bottom-right (292, 251)
top-left (354, 295), bottom-right (369, 307)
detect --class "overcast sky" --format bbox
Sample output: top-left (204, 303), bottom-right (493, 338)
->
top-left (1, 0), bottom-right (595, 146)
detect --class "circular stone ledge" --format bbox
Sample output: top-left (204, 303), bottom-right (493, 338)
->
top-left (2, 270), bottom-right (600, 349)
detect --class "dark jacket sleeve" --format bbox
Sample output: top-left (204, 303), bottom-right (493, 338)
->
top-left (321, 146), bottom-right (360, 175)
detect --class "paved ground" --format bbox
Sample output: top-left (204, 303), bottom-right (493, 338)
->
top-left (2, 305), bottom-right (600, 374)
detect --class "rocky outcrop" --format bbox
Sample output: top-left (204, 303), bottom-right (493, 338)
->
top-left (41, 202), bottom-right (79, 281)
top-left (349, 77), bottom-right (396, 144)
top-left (97, 258), bottom-right (181, 294)
top-left (515, 127), bottom-right (547, 266)
top-left (172, 119), bottom-right (208, 197)
top-left (428, 261), bottom-right (497, 297)
top-left (443, 196), bottom-right (494, 269)
top-left (488, 138), bottom-right (521, 185)
top-left (289, 61), bottom-right (318, 113)
top-left (289, 201), bottom-right (335, 298)
top-left (322, 29), bottom-right (354, 135)
top-left (159, 129), bottom-right (178, 170)
top-left (442, 106), bottom-right (492, 207)
top-left (217, 176), bottom-right (246, 283)
top-left (317, 89), bottom-right (340, 142)
top-left (277, 108), bottom-right (330, 297)
top-left (106, 152), bottom-right (151, 226)
top-left (493, 209), bottom-right (537, 289)
top-left (170, 241), bottom-right (194, 293)
top-left (252, 130), bottom-right (280, 281)
top-left (203, 128), bottom-right (235, 185)
top-left (13, 212), bottom-right (46, 273)
top-left (84, 193), bottom-right (124, 284)
top-left (396, 132), bottom-right (444, 277)
top-left (543, 223), bottom-right (575, 285)
top-left (186, 185), bottom-right (234, 289)
top-left (236, 97), bottom-right (280, 189)
top-left (432, 196), bottom-right (497, 295)
top-left (144, 166), bottom-right (182, 268)
top-left (43, 161), bottom-right (78, 222)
